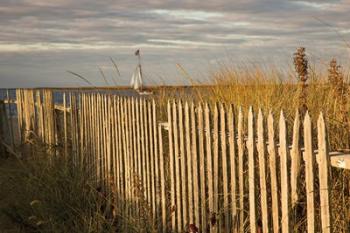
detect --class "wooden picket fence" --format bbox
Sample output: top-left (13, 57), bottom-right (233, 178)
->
top-left (1, 88), bottom-right (350, 232)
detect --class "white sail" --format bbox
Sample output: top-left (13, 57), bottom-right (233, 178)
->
top-left (130, 65), bottom-right (142, 90)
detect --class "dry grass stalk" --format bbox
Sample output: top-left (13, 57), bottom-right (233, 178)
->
top-left (328, 59), bottom-right (348, 121)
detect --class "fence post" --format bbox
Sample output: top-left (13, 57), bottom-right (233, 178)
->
top-left (279, 111), bottom-right (290, 233)
top-left (247, 107), bottom-right (257, 233)
top-left (317, 113), bottom-right (332, 233)
top-left (228, 105), bottom-right (237, 231)
top-left (191, 103), bottom-right (200, 229)
top-left (172, 101), bottom-right (182, 232)
top-left (158, 123), bottom-right (167, 233)
top-left (304, 112), bottom-right (315, 233)
top-left (167, 101), bottom-right (176, 230)
top-left (185, 102), bottom-right (194, 226)
top-left (291, 110), bottom-right (301, 207)
top-left (178, 101), bottom-right (188, 228)
top-left (205, 103), bottom-right (215, 232)
top-left (220, 104), bottom-right (230, 231)
top-left (237, 107), bottom-right (245, 233)
top-left (257, 109), bottom-right (269, 233)
top-left (267, 111), bottom-right (280, 233)
top-left (198, 104), bottom-right (207, 233)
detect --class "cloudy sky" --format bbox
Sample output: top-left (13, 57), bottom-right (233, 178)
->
top-left (0, 0), bottom-right (349, 88)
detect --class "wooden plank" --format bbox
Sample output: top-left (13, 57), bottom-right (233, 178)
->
top-left (172, 101), bottom-right (182, 232)
top-left (6, 90), bottom-right (15, 148)
top-left (127, 98), bottom-right (135, 214)
top-left (213, 103), bottom-right (219, 230)
top-left (92, 94), bottom-right (98, 184)
top-left (112, 96), bottom-right (119, 208)
top-left (152, 99), bottom-right (160, 227)
top-left (279, 111), bottom-right (290, 233)
top-left (136, 98), bottom-right (142, 189)
top-left (185, 102), bottom-right (194, 226)
top-left (70, 93), bottom-right (76, 165)
top-left (144, 99), bottom-right (151, 207)
top-left (291, 110), bottom-right (301, 207)
top-left (96, 94), bottom-right (101, 184)
top-left (89, 94), bottom-right (94, 176)
top-left (134, 98), bottom-right (141, 216)
top-left (35, 91), bottom-right (42, 141)
top-left (220, 104), bottom-right (229, 231)
top-left (228, 105), bottom-right (237, 231)
top-left (329, 153), bottom-right (350, 169)
top-left (148, 100), bottom-right (156, 218)
top-left (111, 96), bottom-right (117, 198)
top-left (121, 98), bottom-right (129, 204)
top-left (16, 89), bottom-right (23, 144)
top-left (81, 94), bottom-right (85, 165)
top-left (247, 107), bottom-right (257, 233)
top-left (237, 107), bottom-right (245, 233)
top-left (205, 103), bottom-right (215, 233)
top-left (191, 103), bottom-right (200, 229)
top-left (126, 98), bottom-right (133, 211)
top-left (106, 96), bottom-right (112, 192)
top-left (304, 112), bottom-right (315, 233)
top-left (257, 109), bottom-right (269, 233)
top-left (198, 104), bottom-right (207, 233)
top-left (267, 111), bottom-right (280, 233)
top-left (158, 123), bottom-right (167, 233)
top-left (167, 101), bottom-right (176, 230)
top-left (117, 97), bottom-right (125, 205)
top-left (63, 93), bottom-right (68, 157)
top-left (131, 98), bottom-right (139, 216)
top-left (140, 99), bottom-right (147, 204)
top-left (317, 113), bottom-right (332, 233)
top-left (178, 101), bottom-right (188, 228)
top-left (102, 95), bottom-right (108, 187)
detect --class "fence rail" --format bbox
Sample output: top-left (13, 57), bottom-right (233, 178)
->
top-left (1, 88), bottom-right (350, 232)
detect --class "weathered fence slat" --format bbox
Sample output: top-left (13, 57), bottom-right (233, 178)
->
top-left (304, 112), bottom-right (315, 233)
top-left (267, 111), bottom-right (280, 233)
top-left (158, 123), bottom-right (167, 233)
top-left (220, 104), bottom-right (229, 232)
top-left (198, 104), bottom-right (207, 233)
top-left (172, 101), bottom-right (182, 232)
top-left (279, 111), bottom-right (290, 233)
top-left (205, 103), bottom-right (215, 233)
top-left (213, 104), bottom-right (219, 231)
top-left (228, 105), bottom-right (237, 231)
top-left (148, 100), bottom-right (156, 219)
top-left (191, 103), bottom-right (200, 230)
top-left (291, 110), bottom-right (301, 207)
top-left (317, 113), bottom-right (332, 233)
top-left (247, 107), bottom-right (257, 233)
top-left (178, 101), bottom-right (188, 228)
top-left (257, 109), bottom-right (269, 233)
top-left (185, 102), bottom-right (194, 226)
top-left (167, 101), bottom-right (176, 230)
top-left (237, 107), bottom-right (245, 233)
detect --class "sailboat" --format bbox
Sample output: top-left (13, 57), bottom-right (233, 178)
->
top-left (131, 49), bottom-right (152, 95)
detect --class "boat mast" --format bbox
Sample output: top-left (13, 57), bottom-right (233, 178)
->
top-left (136, 49), bottom-right (143, 91)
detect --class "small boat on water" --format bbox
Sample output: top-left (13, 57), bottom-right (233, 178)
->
top-left (131, 49), bottom-right (152, 95)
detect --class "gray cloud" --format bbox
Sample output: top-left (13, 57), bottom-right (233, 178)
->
top-left (0, 0), bottom-right (349, 87)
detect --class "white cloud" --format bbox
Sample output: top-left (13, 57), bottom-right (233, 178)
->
top-left (148, 9), bottom-right (223, 21)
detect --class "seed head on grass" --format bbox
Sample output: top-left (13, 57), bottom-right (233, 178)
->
top-left (328, 58), bottom-right (349, 148)
top-left (293, 47), bottom-right (309, 115)
top-left (328, 58), bottom-right (344, 89)
top-left (294, 47), bottom-right (308, 82)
